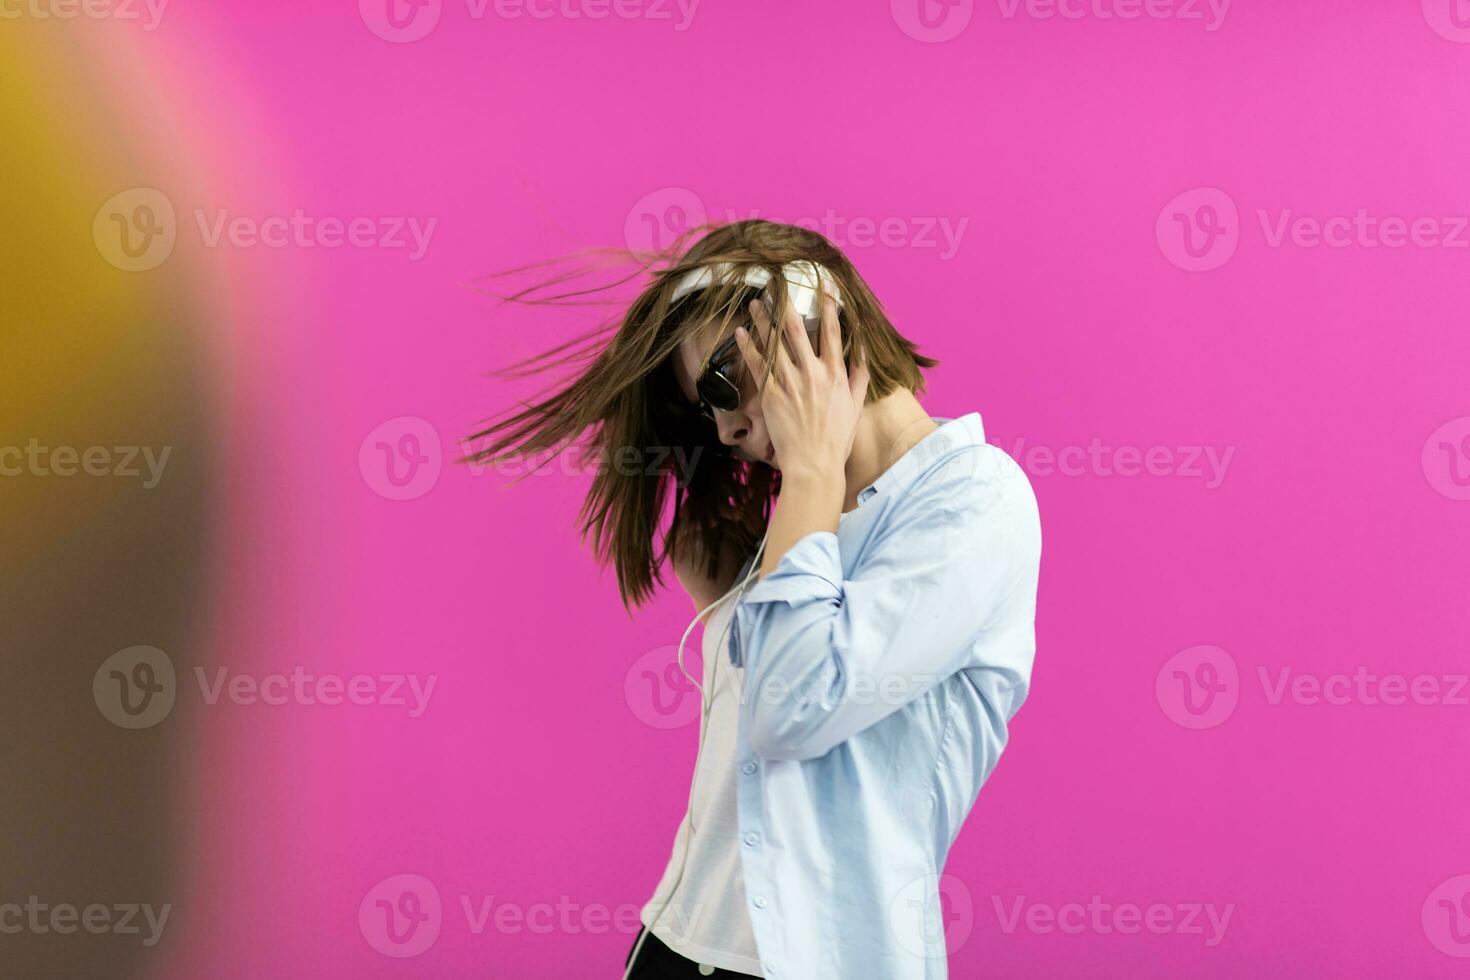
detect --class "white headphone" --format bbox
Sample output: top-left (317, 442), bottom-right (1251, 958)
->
top-left (669, 260), bottom-right (844, 327)
top-left (674, 528), bottom-right (770, 704)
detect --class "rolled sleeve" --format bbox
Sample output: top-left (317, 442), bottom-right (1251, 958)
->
top-left (726, 457), bottom-right (1040, 763)
top-left (727, 530), bottom-right (841, 668)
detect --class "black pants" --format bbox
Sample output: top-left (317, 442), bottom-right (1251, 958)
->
top-left (623, 924), bottom-right (762, 979)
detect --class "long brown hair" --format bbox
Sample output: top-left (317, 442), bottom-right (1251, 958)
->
top-left (465, 219), bottom-right (937, 609)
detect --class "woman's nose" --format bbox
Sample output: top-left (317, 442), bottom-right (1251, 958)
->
top-left (714, 410), bottom-right (749, 445)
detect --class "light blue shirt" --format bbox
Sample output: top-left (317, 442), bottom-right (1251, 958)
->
top-left (727, 411), bottom-right (1041, 979)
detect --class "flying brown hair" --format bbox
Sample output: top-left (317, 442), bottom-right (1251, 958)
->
top-left (465, 219), bottom-right (937, 609)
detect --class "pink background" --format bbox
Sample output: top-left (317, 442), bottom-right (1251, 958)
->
top-left (17, 1), bottom-right (1470, 977)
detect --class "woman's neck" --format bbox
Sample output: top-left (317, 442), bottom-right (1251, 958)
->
top-left (841, 387), bottom-right (940, 512)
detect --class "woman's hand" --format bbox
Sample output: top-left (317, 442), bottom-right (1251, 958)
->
top-left (735, 286), bottom-right (870, 482)
top-left (736, 285), bottom-right (870, 577)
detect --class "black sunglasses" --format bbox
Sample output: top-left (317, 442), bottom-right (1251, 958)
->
top-left (695, 334), bottom-right (744, 420)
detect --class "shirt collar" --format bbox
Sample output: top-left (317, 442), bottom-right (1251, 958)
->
top-left (852, 411), bottom-right (987, 508)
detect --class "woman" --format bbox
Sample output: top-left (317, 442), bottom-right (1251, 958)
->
top-left (470, 220), bottom-right (1041, 979)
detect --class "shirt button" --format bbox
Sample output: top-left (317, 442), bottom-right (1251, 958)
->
top-left (741, 761), bottom-right (758, 775)
top-left (742, 832), bottom-right (760, 847)
top-left (753, 896), bottom-right (768, 909)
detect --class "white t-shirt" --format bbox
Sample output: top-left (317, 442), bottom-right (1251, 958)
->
top-left (639, 580), bottom-right (765, 977)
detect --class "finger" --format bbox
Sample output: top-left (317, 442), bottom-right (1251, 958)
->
top-left (747, 295), bottom-right (781, 352)
top-left (734, 324), bottom-right (765, 392)
top-left (770, 315), bottom-right (798, 391)
top-left (739, 301), bottom-right (772, 386)
top-left (818, 284), bottom-right (842, 374)
top-left (753, 298), bottom-right (796, 391)
top-left (780, 292), bottom-right (818, 370)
